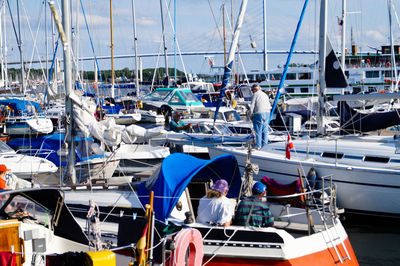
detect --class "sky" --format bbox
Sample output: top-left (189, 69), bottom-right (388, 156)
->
top-left (2, 0), bottom-right (399, 78)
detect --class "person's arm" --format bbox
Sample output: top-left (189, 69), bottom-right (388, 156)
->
top-left (222, 220), bottom-right (232, 227)
top-left (249, 94), bottom-right (257, 119)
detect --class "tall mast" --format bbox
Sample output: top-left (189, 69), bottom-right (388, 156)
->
top-left (341, 0), bottom-right (346, 69)
top-left (317, 0), bottom-right (328, 136)
top-left (159, 0), bottom-right (169, 85)
top-left (110, 0), bottom-right (115, 97)
top-left (223, 4), bottom-right (226, 64)
top-left (50, 0), bottom-right (76, 183)
top-left (263, 0), bottom-right (268, 72)
top-left (0, 2), bottom-right (4, 87)
top-left (131, 0), bottom-right (140, 96)
top-left (16, 0), bottom-right (25, 94)
top-left (340, 0), bottom-right (346, 94)
top-left (388, 0), bottom-right (397, 92)
top-left (173, 0), bottom-right (176, 83)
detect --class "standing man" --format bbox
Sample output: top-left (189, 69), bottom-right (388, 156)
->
top-left (249, 84), bottom-right (271, 149)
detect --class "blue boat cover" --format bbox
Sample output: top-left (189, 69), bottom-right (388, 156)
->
top-left (7, 133), bottom-right (99, 166)
top-left (137, 153), bottom-right (242, 222)
top-left (0, 99), bottom-right (42, 114)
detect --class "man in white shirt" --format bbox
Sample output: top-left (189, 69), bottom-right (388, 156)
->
top-left (249, 84), bottom-right (271, 149)
top-left (197, 179), bottom-right (233, 227)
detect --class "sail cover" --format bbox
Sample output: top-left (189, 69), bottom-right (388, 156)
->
top-left (338, 101), bottom-right (400, 133)
top-left (325, 37), bottom-right (348, 88)
top-left (136, 153), bottom-right (242, 222)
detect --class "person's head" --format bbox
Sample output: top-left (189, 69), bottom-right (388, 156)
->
top-left (252, 181), bottom-right (267, 196)
top-left (0, 164), bottom-right (10, 177)
top-left (251, 84), bottom-right (261, 93)
top-left (172, 112), bottom-right (181, 122)
top-left (207, 179), bottom-right (229, 198)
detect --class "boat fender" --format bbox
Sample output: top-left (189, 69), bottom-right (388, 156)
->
top-left (170, 228), bottom-right (203, 266)
top-left (306, 167), bottom-right (318, 190)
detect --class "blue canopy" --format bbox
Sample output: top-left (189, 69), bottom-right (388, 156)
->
top-left (137, 153), bottom-right (242, 222)
top-left (0, 99), bottom-right (42, 114)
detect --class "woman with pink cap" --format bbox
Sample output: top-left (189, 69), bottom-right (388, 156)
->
top-left (196, 179), bottom-right (233, 227)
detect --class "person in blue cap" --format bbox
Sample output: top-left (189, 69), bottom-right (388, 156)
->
top-left (234, 181), bottom-right (274, 227)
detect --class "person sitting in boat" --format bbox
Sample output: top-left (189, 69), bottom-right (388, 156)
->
top-left (196, 179), bottom-right (233, 227)
top-left (0, 164), bottom-right (12, 190)
top-left (170, 112), bottom-right (199, 133)
top-left (234, 181), bottom-right (274, 227)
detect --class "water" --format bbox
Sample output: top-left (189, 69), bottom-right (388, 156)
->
top-left (343, 214), bottom-right (400, 265)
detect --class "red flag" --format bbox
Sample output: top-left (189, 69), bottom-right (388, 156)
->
top-left (209, 58), bottom-right (214, 67)
top-left (286, 133), bottom-right (294, 159)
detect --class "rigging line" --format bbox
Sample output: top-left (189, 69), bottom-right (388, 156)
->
top-left (164, 0), bottom-right (188, 81)
top-left (22, 0), bottom-right (47, 86)
top-left (79, 0), bottom-right (106, 99)
top-left (207, 0), bottom-right (223, 44)
top-left (6, 0), bottom-right (19, 50)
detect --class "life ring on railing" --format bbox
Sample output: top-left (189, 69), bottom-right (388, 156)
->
top-left (170, 228), bottom-right (204, 266)
top-left (386, 62), bottom-right (391, 68)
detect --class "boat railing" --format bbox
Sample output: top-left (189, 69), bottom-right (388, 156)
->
top-left (15, 148), bottom-right (56, 161)
top-left (265, 174), bottom-right (338, 226)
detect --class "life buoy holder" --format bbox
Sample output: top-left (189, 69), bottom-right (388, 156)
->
top-left (170, 228), bottom-right (204, 266)
top-left (386, 62), bottom-right (391, 68)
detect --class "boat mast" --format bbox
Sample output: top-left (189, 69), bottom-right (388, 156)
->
top-left (16, 0), bottom-right (25, 94)
top-left (173, 0), bottom-right (176, 83)
top-left (0, 2), bottom-right (4, 87)
top-left (214, 0), bottom-right (248, 125)
top-left (110, 0), bottom-right (115, 97)
top-left (388, 0), bottom-right (397, 92)
top-left (263, 0), bottom-right (268, 72)
top-left (50, 0), bottom-right (76, 183)
top-left (159, 0), bottom-right (169, 86)
top-left (131, 0), bottom-right (140, 97)
top-left (341, 0), bottom-right (346, 94)
top-left (317, 0), bottom-right (328, 136)
top-left (223, 4), bottom-right (226, 65)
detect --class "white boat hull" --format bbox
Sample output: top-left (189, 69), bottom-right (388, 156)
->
top-left (209, 144), bottom-right (400, 216)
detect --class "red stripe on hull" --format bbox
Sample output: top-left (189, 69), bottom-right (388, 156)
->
top-left (202, 238), bottom-right (359, 266)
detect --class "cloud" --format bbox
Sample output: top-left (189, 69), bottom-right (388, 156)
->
top-left (137, 17), bottom-right (157, 26)
top-left (364, 30), bottom-right (386, 44)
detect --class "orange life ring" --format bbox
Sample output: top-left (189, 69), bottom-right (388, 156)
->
top-left (170, 228), bottom-right (204, 266)
top-left (386, 62), bottom-right (391, 68)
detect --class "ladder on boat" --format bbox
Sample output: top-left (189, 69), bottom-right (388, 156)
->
top-left (319, 176), bottom-right (352, 264)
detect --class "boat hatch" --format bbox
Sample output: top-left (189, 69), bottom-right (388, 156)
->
top-left (363, 156), bottom-right (390, 163)
top-left (321, 152), bottom-right (344, 159)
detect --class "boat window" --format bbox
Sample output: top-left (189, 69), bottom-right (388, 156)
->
top-left (382, 70), bottom-right (393, 78)
top-left (170, 93), bottom-right (184, 104)
top-left (180, 91), bottom-right (201, 103)
top-left (286, 88), bottom-right (295, 93)
top-left (286, 73), bottom-right (297, 80)
top-left (321, 152), bottom-right (344, 159)
top-left (144, 90), bottom-right (171, 100)
top-left (0, 140), bottom-right (14, 153)
top-left (298, 72), bottom-right (311, 80)
top-left (214, 124), bottom-right (231, 135)
top-left (223, 111), bottom-right (241, 122)
top-left (300, 87), bottom-right (308, 93)
top-left (365, 71), bottom-right (379, 78)
top-left (363, 156), bottom-right (390, 163)
top-left (1, 195), bottom-right (53, 225)
top-left (270, 73), bottom-right (281, 80)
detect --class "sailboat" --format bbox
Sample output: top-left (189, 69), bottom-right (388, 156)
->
top-left (210, 0), bottom-right (400, 217)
